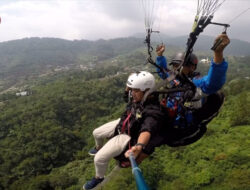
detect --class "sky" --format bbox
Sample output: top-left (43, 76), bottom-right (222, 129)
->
top-left (0, 0), bottom-right (249, 43)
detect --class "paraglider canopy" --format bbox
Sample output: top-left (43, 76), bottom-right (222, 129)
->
top-left (140, 0), bottom-right (167, 75)
top-left (183, 0), bottom-right (227, 67)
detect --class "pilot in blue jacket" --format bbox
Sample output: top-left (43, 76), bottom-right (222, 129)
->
top-left (155, 33), bottom-right (230, 146)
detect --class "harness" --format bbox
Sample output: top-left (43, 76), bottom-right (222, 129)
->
top-left (156, 73), bottom-right (204, 128)
top-left (120, 104), bottom-right (144, 149)
top-left (121, 112), bottom-right (132, 149)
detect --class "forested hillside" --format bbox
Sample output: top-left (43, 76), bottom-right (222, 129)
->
top-left (0, 37), bottom-right (142, 92)
top-left (1, 36), bottom-right (250, 93)
top-left (0, 37), bottom-right (250, 190)
top-left (0, 68), bottom-right (128, 190)
top-left (103, 77), bottom-right (250, 190)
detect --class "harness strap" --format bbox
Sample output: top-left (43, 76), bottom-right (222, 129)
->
top-left (121, 112), bottom-right (132, 149)
top-left (121, 112), bottom-right (131, 133)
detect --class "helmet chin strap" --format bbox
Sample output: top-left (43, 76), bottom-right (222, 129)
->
top-left (141, 89), bottom-right (151, 105)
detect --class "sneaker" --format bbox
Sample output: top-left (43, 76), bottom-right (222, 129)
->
top-left (88, 147), bottom-right (99, 156)
top-left (83, 177), bottom-right (104, 190)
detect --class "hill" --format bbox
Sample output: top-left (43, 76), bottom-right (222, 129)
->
top-left (0, 37), bottom-right (145, 92)
top-left (1, 35), bottom-right (250, 93)
top-left (133, 33), bottom-right (250, 56)
top-left (0, 51), bottom-right (249, 189)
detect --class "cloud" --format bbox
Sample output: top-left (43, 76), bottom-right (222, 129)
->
top-left (0, 0), bottom-right (249, 42)
top-left (0, 0), bottom-right (144, 41)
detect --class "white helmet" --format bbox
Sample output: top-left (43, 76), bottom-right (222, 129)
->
top-left (126, 71), bottom-right (155, 91)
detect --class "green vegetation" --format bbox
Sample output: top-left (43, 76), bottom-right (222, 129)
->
top-left (0, 69), bottom-right (128, 190)
top-left (0, 38), bottom-right (249, 190)
top-left (101, 76), bottom-right (250, 190)
top-left (1, 37), bottom-right (250, 92)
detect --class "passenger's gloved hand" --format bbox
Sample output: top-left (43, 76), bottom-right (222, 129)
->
top-left (213, 33), bottom-right (230, 53)
top-left (156, 44), bottom-right (165, 56)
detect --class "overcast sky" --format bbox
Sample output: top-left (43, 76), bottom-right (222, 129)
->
top-left (0, 0), bottom-right (249, 43)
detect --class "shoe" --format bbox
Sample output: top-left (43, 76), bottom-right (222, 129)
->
top-left (83, 177), bottom-right (104, 190)
top-left (88, 147), bottom-right (99, 156)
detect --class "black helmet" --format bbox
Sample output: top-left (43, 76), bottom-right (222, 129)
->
top-left (170, 52), bottom-right (198, 67)
top-left (169, 52), bottom-right (184, 66)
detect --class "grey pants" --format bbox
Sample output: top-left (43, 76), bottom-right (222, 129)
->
top-left (93, 119), bottom-right (131, 178)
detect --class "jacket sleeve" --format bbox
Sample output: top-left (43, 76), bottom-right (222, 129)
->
top-left (139, 116), bottom-right (160, 137)
top-left (139, 116), bottom-right (163, 155)
top-left (192, 59), bottom-right (228, 94)
top-left (156, 56), bottom-right (168, 79)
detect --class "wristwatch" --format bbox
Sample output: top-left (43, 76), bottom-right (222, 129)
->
top-left (135, 143), bottom-right (146, 149)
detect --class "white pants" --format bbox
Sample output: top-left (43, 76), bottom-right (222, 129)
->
top-left (93, 119), bottom-right (120, 148)
top-left (92, 119), bottom-right (131, 178)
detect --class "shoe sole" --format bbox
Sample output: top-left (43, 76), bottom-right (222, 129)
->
top-left (83, 166), bottom-right (120, 190)
top-left (88, 153), bottom-right (96, 156)
top-left (83, 185), bottom-right (99, 190)
top-left (83, 180), bottom-right (103, 190)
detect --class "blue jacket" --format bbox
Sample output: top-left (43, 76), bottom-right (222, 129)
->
top-left (156, 56), bottom-right (168, 79)
top-left (156, 56), bottom-right (228, 94)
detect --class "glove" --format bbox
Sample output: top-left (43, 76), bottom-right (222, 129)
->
top-left (212, 33), bottom-right (230, 53)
